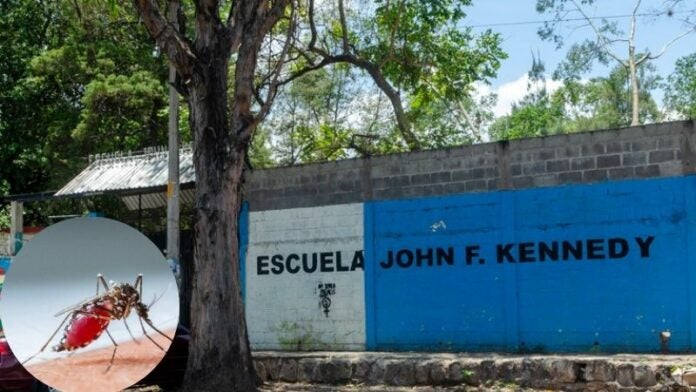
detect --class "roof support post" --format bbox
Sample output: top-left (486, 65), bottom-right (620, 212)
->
top-left (9, 201), bottom-right (23, 256)
top-left (166, 0), bottom-right (181, 281)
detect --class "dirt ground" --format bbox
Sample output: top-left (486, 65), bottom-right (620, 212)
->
top-left (27, 329), bottom-right (174, 392)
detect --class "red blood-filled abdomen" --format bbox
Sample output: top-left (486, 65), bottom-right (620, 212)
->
top-left (64, 306), bottom-right (111, 349)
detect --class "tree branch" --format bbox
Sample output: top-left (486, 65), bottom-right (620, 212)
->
top-left (337, 0), bottom-right (350, 53)
top-left (569, 0), bottom-right (625, 64)
top-left (645, 26), bottom-right (696, 61)
top-left (257, 5), bottom-right (297, 122)
top-left (133, 0), bottom-right (197, 80)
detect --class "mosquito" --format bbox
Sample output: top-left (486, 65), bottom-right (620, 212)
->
top-left (22, 274), bottom-right (172, 372)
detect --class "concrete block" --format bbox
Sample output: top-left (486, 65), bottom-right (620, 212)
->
top-left (487, 179), bottom-right (499, 190)
top-left (512, 176), bottom-right (534, 189)
top-left (635, 165), bottom-right (660, 178)
top-left (571, 157), bottom-right (595, 171)
top-left (596, 154), bottom-right (621, 168)
top-left (510, 164), bottom-right (522, 176)
top-left (443, 182), bottom-right (468, 194)
top-left (583, 169), bottom-right (608, 182)
top-left (539, 149), bottom-right (556, 160)
top-left (606, 141), bottom-right (628, 153)
top-left (452, 170), bottom-right (471, 182)
top-left (546, 159), bottom-right (570, 172)
top-left (608, 167), bottom-right (634, 179)
top-left (471, 167), bottom-right (486, 179)
top-left (632, 139), bottom-right (658, 152)
top-left (411, 174), bottom-right (430, 185)
top-left (659, 161), bottom-right (683, 177)
top-left (431, 171), bottom-right (452, 184)
top-left (558, 171), bottom-right (582, 184)
top-left (649, 150), bottom-right (676, 164)
top-left (582, 143), bottom-right (605, 156)
top-left (658, 136), bottom-right (680, 149)
top-left (556, 146), bottom-right (581, 158)
top-left (523, 162), bottom-right (546, 175)
top-left (533, 174), bottom-right (558, 187)
top-left (466, 180), bottom-right (487, 191)
top-left (622, 152), bottom-right (647, 166)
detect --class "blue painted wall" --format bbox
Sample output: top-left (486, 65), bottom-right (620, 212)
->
top-left (364, 176), bottom-right (696, 352)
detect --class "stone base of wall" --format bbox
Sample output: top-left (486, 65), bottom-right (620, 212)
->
top-left (254, 352), bottom-right (696, 391)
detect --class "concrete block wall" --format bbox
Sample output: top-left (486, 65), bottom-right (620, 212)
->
top-left (244, 204), bottom-right (366, 351)
top-left (241, 120), bottom-right (696, 353)
top-left (244, 121), bottom-right (694, 211)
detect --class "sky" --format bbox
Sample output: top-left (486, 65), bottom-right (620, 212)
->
top-left (463, 0), bottom-right (695, 116)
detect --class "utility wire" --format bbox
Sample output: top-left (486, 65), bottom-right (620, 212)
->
top-left (469, 10), bottom-right (693, 28)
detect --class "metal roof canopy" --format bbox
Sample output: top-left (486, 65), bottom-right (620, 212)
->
top-left (2, 148), bottom-right (196, 210)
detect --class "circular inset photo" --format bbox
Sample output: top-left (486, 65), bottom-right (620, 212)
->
top-left (0, 217), bottom-right (179, 392)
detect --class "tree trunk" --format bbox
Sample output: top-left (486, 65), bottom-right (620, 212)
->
top-left (628, 48), bottom-right (640, 126)
top-left (180, 50), bottom-right (257, 392)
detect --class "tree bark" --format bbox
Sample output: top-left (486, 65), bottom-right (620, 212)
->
top-left (179, 38), bottom-right (257, 392)
top-left (628, 45), bottom-right (640, 126)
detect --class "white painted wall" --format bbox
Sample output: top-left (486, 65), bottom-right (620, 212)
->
top-left (245, 203), bottom-right (365, 350)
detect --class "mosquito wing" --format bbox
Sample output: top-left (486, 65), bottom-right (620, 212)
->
top-left (53, 294), bottom-right (103, 317)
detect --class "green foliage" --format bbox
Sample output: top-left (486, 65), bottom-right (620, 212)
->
top-left (269, 0), bottom-right (505, 161)
top-left (664, 53), bottom-right (696, 119)
top-left (490, 61), bottom-right (662, 141)
top-left (74, 71), bottom-right (167, 153)
top-left (0, 0), bottom-right (174, 225)
top-left (365, 0), bottom-right (506, 123)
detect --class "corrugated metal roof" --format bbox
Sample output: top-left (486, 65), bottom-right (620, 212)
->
top-left (121, 188), bottom-right (195, 210)
top-left (56, 148), bottom-right (195, 197)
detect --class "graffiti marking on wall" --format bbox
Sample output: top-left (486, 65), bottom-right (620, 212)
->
top-left (317, 283), bottom-right (336, 317)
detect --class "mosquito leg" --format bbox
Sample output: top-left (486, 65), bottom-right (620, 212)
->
top-left (103, 328), bottom-right (118, 373)
top-left (96, 274), bottom-right (109, 295)
top-left (123, 319), bottom-right (140, 344)
top-left (138, 317), bottom-right (166, 350)
top-left (22, 313), bottom-right (72, 365)
top-left (134, 274), bottom-right (143, 298)
top-left (144, 317), bottom-right (173, 342)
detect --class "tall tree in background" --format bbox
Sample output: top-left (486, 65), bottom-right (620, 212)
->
top-left (130, 0), bottom-right (503, 389)
top-left (489, 56), bottom-right (563, 140)
top-left (489, 58), bottom-right (662, 141)
top-left (664, 52), bottom-right (696, 119)
top-left (537, 0), bottom-right (695, 126)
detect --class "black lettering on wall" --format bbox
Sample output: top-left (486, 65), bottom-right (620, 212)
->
top-left (271, 255), bottom-right (284, 274)
top-left (465, 246), bottom-right (480, 265)
top-left (336, 251), bottom-right (349, 272)
top-left (518, 242), bottom-right (536, 263)
top-left (380, 251), bottom-right (394, 269)
top-left (396, 249), bottom-right (414, 268)
top-left (257, 256), bottom-right (270, 275)
top-left (586, 239), bottom-right (605, 260)
top-left (562, 241), bottom-right (583, 260)
top-left (635, 236), bottom-right (656, 258)
top-left (303, 254), bottom-right (318, 273)
top-left (608, 238), bottom-right (629, 258)
top-left (351, 251), bottom-right (365, 271)
top-left (286, 254), bottom-right (300, 274)
top-left (538, 241), bottom-right (558, 262)
top-left (320, 252), bottom-right (334, 272)
top-left (416, 248), bottom-right (433, 267)
top-left (497, 244), bottom-right (515, 263)
top-left (438, 247), bottom-right (455, 266)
